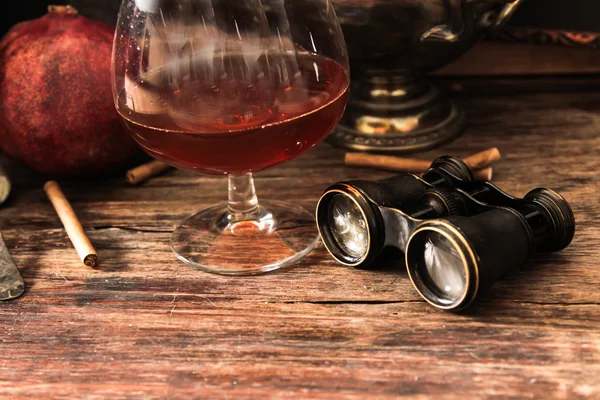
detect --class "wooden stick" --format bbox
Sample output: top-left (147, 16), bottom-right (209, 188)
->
top-left (344, 148), bottom-right (501, 180)
top-left (44, 181), bottom-right (98, 268)
top-left (126, 160), bottom-right (172, 185)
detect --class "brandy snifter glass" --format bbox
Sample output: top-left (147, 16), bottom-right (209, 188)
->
top-left (112, 0), bottom-right (350, 274)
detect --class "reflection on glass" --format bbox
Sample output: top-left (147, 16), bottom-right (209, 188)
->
top-left (418, 231), bottom-right (466, 302)
top-left (328, 194), bottom-right (369, 259)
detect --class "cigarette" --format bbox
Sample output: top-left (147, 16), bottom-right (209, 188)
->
top-left (126, 160), bottom-right (172, 185)
top-left (344, 148), bottom-right (501, 180)
top-left (461, 148), bottom-right (501, 170)
top-left (44, 181), bottom-right (98, 268)
top-left (473, 166), bottom-right (493, 181)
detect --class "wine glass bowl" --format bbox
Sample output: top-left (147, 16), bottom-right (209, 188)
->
top-left (112, 0), bottom-right (350, 274)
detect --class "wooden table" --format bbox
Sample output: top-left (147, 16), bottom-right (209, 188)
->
top-left (0, 78), bottom-right (599, 399)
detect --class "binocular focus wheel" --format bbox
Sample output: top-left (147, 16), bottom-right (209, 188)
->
top-left (524, 188), bottom-right (576, 252)
top-left (429, 156), bottom-right (474, 182)
top-left (421, 188), bottom-right (467, 216)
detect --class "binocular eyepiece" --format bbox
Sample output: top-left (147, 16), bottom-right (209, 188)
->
top-left (316, 156), bottom-right (575, 311)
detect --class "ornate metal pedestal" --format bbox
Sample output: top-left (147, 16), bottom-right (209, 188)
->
top-left (330, 0), bottom-right (522, 153)
top-left (329, 73), bottom-right (465, 152)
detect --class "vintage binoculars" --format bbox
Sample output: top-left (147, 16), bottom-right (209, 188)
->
top-left (316, 156), bottom-right (575, 311)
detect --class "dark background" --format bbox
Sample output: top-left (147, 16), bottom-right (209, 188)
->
top-left (1, 0), bottom-right (599, 36)
top-left (0, 0), bottom-right (121, 33)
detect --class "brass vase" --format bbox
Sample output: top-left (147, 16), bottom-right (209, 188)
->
top-left (329, 0), bottom-right (522, 153)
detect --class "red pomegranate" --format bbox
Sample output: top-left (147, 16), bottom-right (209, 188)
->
top-left (0, 5), bottom-right (143, 175)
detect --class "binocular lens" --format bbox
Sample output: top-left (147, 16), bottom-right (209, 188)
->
top-left (327, 194), bottom-right (369, 259)
top-left (407, 229), bottom-right (468, 307)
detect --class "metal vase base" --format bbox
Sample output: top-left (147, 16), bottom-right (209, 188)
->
top-left (327, 75), bottom-right (465, 153)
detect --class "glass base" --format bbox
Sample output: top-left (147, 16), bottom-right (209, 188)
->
top-left (170, 201), bottom-right (320, 275)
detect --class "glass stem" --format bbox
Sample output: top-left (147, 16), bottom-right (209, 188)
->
top-left (228, 173), bottom-right (259, 217)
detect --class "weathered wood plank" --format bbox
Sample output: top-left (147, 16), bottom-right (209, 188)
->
top-left (0, 301), bottom-right (598, 399)
top-left (0, 79), bottom-right (599, 398)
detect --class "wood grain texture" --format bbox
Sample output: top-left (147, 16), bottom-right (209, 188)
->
top-left (435, 42), bottom-right (600, 76)
top-left (0, 78), bottom-right (599, 399)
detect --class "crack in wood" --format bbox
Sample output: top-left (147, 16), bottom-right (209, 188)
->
top-left (278, 300), bottom-right (423, 305)
top-left (507, 301), bottom-right (600, 307)
top-left (90, 225), bottom-right (172, 233)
